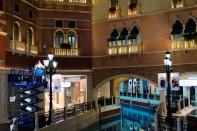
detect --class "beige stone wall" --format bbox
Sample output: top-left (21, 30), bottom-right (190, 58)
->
top-left (92, 0), bottom-right (197, 21)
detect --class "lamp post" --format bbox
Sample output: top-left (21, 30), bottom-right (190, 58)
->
top-left (164, 51), bottom-right (173, 129)
top-left (43, 52), bottom-right (58, 124)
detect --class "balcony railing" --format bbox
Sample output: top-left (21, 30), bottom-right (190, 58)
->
top-left (171, 0), bottom-right (184, 8)
top-left (9, 40), bottom-right (38, 55)
top-left (43, 0), bottom-right (90, 4)
top-left (54, 48), bottom-right (79, 56)
top-left (30, 45), bottom-right (38, 54)
top-left (108, 42), bottom-right (141, 55)
top-left (172, 40), bottom-right (197, 50)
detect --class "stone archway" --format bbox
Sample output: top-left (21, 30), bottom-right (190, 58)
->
top-left (92, 73), bottom-right (157, 99)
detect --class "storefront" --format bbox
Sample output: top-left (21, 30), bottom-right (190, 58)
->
top-left (44, 75), bottom-right (87, 112)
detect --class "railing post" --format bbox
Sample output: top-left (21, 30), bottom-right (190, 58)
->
top-left (74, 105), bottom-right (77, 115)
top-left (177, 100), bottom-right (181, 114)
top-left (64, 107), bottom-right (67, 119)
top-left (34, 112), bottom-right (39, 131)
top-left (51, 110), bottom-right (55, 125)
top-left (183, 98), bottom-right (185, 108)
top-left (90, 101), bottom-right (93, 110)
top-left (147, 93), bottom-right (150, 99)
top-left (104, 97), bottom-right (106, 107)
top-left (154, 94), bottom-right (156, 100)
top-left (83, 102), bottom-right (86, 112)
top-left (95, 98), bottom-right (99, 109)
top-left (112, 96), bottom-right (114, 105)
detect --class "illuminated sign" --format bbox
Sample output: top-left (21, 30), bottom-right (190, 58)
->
top-left (179, 80), bottom-right (197, 86)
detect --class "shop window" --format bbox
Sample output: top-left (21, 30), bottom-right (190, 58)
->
top-left (128, 0), bottom-right (139, 15)
top-left (55, 30), bottom-right (64, 48)
top-left (68, 21), bottom-right (76, 28)
top-left (109, 0), bottom-right (119, 18)
top-left (14, 3), bottom-right (20, 12)
top-left (171, 0), bottom-right (184, 9)
top-left (56, 20), bottom-right (63, 28)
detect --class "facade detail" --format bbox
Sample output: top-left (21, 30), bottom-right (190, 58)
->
top-left (109, 0), bottom-right (119, 19)
top-left (171, 18), bottom-right (197, 51)
top-left (171, 0), bottom-right (184, 9)
top-left (108, 26), bottom-right (141, 55)
top-left (128, 0), bottom-right (140, 16)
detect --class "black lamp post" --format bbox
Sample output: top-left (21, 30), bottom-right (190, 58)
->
top-left (43, 52), bottom-right (58, 124)
top-left (164, 51), bottom-right (173, 129)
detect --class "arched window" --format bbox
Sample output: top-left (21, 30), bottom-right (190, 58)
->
top-left (171, 20), bottom-right (184, 50)
top-left (184, 18), bottom-right (196, 34)
top-left (171, 20), bottom-right (183, 36)
top-left (108, 29), bottom-right (119, 46)
top-left (13, 22), bottom-right (20, 41)
top-left (118, 28), bottom-right (128, 45)
top-left (184, 18), bottom-right (197, 48)
top-left (128, 26), bottom-right (140, 43)
top-left (55, 30), bottom-right (64, 48)
top-left (27, 28), bottom-right (34, 45)
top-left (67, 31), bottom-right (76, 47)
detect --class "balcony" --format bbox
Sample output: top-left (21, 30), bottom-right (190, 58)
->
top-left (29, 45), bottom-right (39, 54)
top-left (171, 35), bottom-right (197, 50)
top-left (9, 40), bottom-right (38, 55)
top-left (109, 10), bottom-right (119, 19)
top-left (172, 40), bottom-right (197, 50)
top-left (171, 0), bottom-right (184, 9)
top-left (54, 48), bottom-right (79, 56)
top-left (108, 41), bottom-right (141, 55)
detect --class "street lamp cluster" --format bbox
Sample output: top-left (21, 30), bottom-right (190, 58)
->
top-left (164, 51), bottom-right (173, 129)
top-left (43, 52), bottom-right (58, 124)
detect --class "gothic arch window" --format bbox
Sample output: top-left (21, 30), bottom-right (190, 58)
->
top-left (108, 29), bottom-right (119, 46)
top-left (184, 18), bottom-right (196, 35)
top-left (128, 26), bottom-right (140, 43)
top-left (171, 20), bottom-right (184, 50)
top-left (118, 28), bottom-right (128, 45)
top-left (67, 30), bottom-right (77, 48)
top-left (55, 30), bottom-right (64, 48)
top-left (13, 22), bottom-right (21, 41)
top-left (27, 27), bottom-right (34, 45)
top-left (184, 18), bottom-right (197, 48)
top-left (171, 20), bottom-right (183, 36)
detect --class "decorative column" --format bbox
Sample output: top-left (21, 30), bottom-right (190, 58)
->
top-left (160, 89), bottom-right (167, 115)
